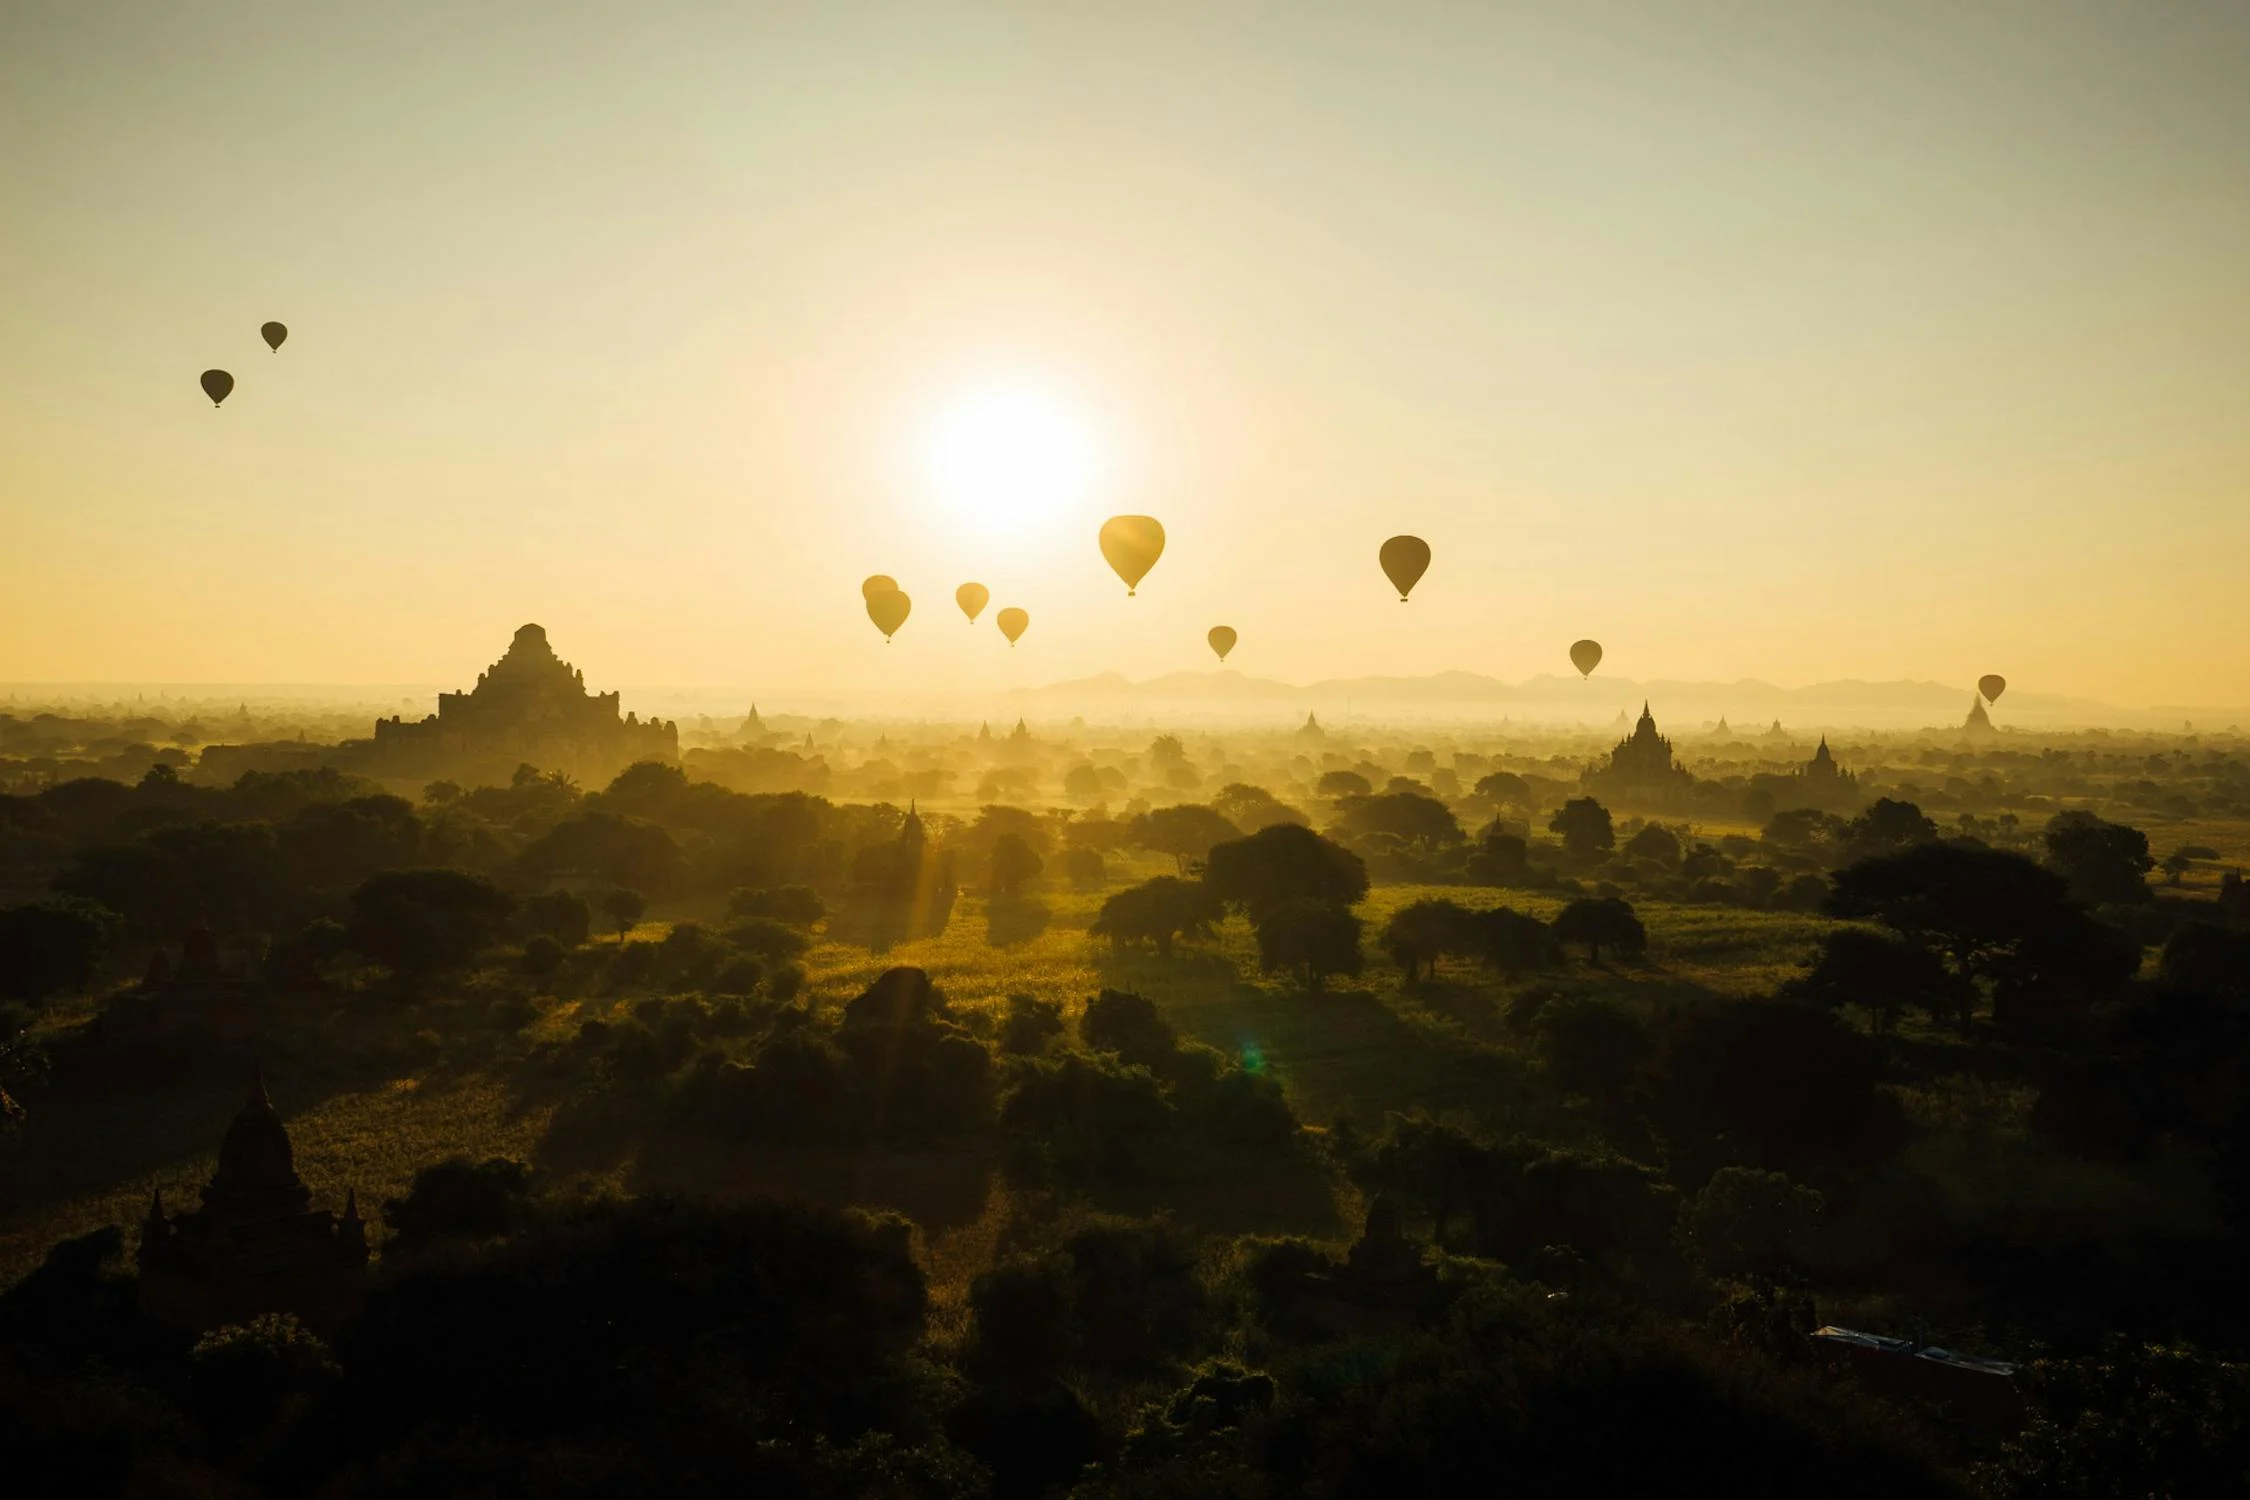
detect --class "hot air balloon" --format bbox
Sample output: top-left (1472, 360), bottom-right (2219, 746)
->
top-left (1099, 515), bottom-right (1165, 595)
top-left (199, 370), bottom-right (233, 407)
top-left (861, 574), bottom-right (898, 601)
top-left (997, 607), bottom-right (1029, 645)
top-left (956, 582), bottom-right (990, 623)
top-left (260, 321), bottom-right (288, 352)
top-left (1979, 674), bottom-right (2007, 704)
top-left (1208, 626), bottom-right (1237, 663)
top-left (866, 588), bottom-right (910, 642)
top-left (1378, 535), bottom-right (1430, 601)
top-left (1570, 640), bottom-right (1603, 678)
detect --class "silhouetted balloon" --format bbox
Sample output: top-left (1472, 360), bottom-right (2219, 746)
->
top-left (997, 607), bottom-right (1029, 646)
top-left (200, 370), bottom-right (233, 407)
top-left (260, 321), bottom-right (287, 352)
top-left (1570, 640), bottom-right (1603, 678)
top-left (861, 575), bottom-right (898, 601)
top-left (1979, 674), bottom-right (2007, 703)
top-left (956, 582), bottom-right (989, 623)
top-left (1379, 535), bottom-right (1430, 601)
top-left (866, 589), bottom-right (910, 641)
top-left (1208, 626), bottom-right (1237, 662)
top-left (1099, 515), bottom-right (1166, 595)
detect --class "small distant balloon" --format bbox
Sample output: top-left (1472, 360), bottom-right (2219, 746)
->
top-left (997, 607), bottom-right (1029, 646)
top-left (1208, 625), bottom-right (1237, 663)
top-left (1378, 535), bottom-right (1430, 601)
top-left (1098, 515), bottom-right (1166, 595)
top-left (866, 588), bottom-right (910, 642)
top-left (1570, 640), bottom-right (1603, 678)
top-left (200, 370), bottom-right (234, 407)
top-left (956, 582), bottom-right (989, 623)
top-left (260, 321), bottom-right (288, 352)
top-left (861, 574), bottom-right (898, 601)
top-left (1979, 674), bottom-right (2007, 703)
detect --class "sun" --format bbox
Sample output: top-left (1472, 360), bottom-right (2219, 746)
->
top-left (919, 378), bottom-right (1101, 535)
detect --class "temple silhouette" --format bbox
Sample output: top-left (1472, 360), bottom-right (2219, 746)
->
top-left (366, 623), bottom-right (676, 784)
top-left (1584, 703), bottom-right (1695, 801)
top-left (137, 1063), bottom-right (368, 1332)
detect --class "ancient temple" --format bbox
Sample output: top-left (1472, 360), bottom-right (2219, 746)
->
top-left (1963, 695), bottom-right (1996, 735)
top-left (1802, 737), bottom-right (1857, 790)
top-left (102, 928), bottom-right (257, 1043)
top-left (1585, 703), bottom-right (1695, 799)
top-left (367, 624), bottom-right (676, 783)
top-left (1299, 712), bottom-right (1325, 739)
top-left (137, 1063), bottom-right (369, 1332)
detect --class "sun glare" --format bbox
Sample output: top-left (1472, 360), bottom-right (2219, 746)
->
top-left (920, 379), bottom-right (1100, 534)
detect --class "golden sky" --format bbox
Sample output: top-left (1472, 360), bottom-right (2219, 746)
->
top-left (4, 2), bottom-right (2246, 707)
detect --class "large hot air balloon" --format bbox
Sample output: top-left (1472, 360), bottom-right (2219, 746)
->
top-left (261, 321), bottom-right (288, 352)
top-left (997, 607), bottom-right (1029, 645)
top-left (200, 370), bottom-right (234, 407)
top-left (1570, 640), bottom-right (1603, 678)
top-left (1208, 626), bottom-right (1237, 663)
top-left (956, 583), bottom-right (989, 623)
top-left (866, 588), bottom-right (910, 642)
top-left (1979, 674), bottom-right (2007, 703)
top-left (1099, 516), bottom-right (1165, 595)
top-left (1378, 535), bottom-right (1430, 601)
top-left (861, 574), bottom-right (898, 601)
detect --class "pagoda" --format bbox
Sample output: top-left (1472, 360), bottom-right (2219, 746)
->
top-left (137, 1062), bottom-right (368, 1332)
top-left (367, 624), bottom-right (676, 782)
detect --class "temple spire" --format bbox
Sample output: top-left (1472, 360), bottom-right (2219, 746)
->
top-left (247, 1057), bottom-right (270, 1111)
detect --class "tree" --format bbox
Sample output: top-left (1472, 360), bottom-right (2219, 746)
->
top-left (1131, 803), bottom-right (1241, 872)
top-left (1677, 1167), bottom-right (1824, 1286)
top-left (1548, 798), bottom-right (1615, 861)
top-left (726, 885), bottom-right (826, 927)
top-left (1316, 769), bottom-right (1372, 799)
top-left (1623, 823), bottom-right (1681, 865)
top-left (989, 832), bottom-right (1045, 896)
top-left (1533, 996), bottom-right (1654, 1105)
top-left (2042, 810), bottom-right (2155, 906)
top-left (2161, 924), bottom-right (2250, 1002)
top-left (1057, 846), bottom-right (1107, 888)
top-left (1209, 783), bottom-right (1309, 832)
top-left (722, 915), bottom-right (811, 964)
top-left (1761, 808), bottom-right (1844, 857)
top-left (1147, 734), bottom-right (1187, 768)
top-left (345, 869), bottom-right (516, 977)
top-left (1788, 927), bottom-right (1967, 1032)
top-left (1383, 898), bottom-right (1481, 981)
top-left (1474, 770), bottom-right (1532, 808)
top-left (1252, 898), bottom-right (1364, 991)
top-left (1063, 764), bottom-right (1106, 801)
top-left (1646, 998), bottom-right (1909, 1184)
top-left (519, 889), bottom-right (593, 948)
top-left (1332, 791), bottom-right (1464, 849)
top-left (1827, 843), bottom-right (2139, 1025)
top-left (1204, 823), bottom-right (1369, 915)
top-left (1089, 877), bottom-right (1224, 960)
top-left (1551, 897), bottom-right (1646, 964)
top-left (0, 899), bottom-right (117, 1002)
top-left (1479, 906), bottom-right (1562, 975)
top-left (1838, 798), bottom-right (1937, 863)
top-left (600, 888), bottom-right (647, 943)
top-left (383, 1156), bottom-right (534, 1255)
top-left (278, 794), bottom-right (421, 889)
top-left (519, 811), bottom-right (683, 895)
top-left (1081, 988), bottom-right (1179, 1068)
top-left (1465, 828), bottom-right (1533, 886)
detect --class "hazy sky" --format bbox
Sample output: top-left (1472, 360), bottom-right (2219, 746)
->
top-left (4, 2), bottom-right (2246, 708)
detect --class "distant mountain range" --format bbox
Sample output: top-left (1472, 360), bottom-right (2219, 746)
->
top-left (1000, 670), bottom-right (2246, 732)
